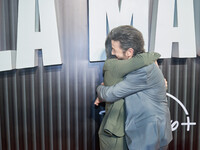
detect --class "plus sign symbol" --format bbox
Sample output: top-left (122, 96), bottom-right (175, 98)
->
top-left (167, 93), bottom-right (196, 131)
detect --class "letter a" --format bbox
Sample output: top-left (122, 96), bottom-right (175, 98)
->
top-left (16, 0), bottom-right (62, 69)
top-left (154, 0), bottom-right (196, 58)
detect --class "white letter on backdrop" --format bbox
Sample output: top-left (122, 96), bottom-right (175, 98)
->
top-left (154, 0), bottom-right (196, 58)
top-left (16, 0), bottom-right (61, 69)
top-left (0, 51), bottom-right (16, 72)
top-left (89, 0), bottom-right (148, 61)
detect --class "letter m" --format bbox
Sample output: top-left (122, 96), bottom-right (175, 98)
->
top-left (89, 0), bottom-right (149, 61)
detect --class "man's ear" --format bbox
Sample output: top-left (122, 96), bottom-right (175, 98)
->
top-left (126, 48), bottom-right (134, 57)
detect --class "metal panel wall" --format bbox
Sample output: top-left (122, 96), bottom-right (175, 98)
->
top-left (0, 0), bottom-right (103, 150)
top-left (158, 58), bottom-right (200, 150)
top-left (0, 0), bottom-right (200, 150)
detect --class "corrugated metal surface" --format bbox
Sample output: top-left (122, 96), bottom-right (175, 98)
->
top-left (158, 58), bottom-right (200, 150)
top-left (0, 0), bottom-right (199, 150)
top-left (0, 0), bottom-right (103, 150)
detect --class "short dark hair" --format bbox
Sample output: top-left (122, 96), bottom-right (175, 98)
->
top-left (105, 33), bottom-right (116, 59)
top-left (105, 25), bottom-right (145, 58)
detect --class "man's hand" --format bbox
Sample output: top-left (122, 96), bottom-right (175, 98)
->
top-left (155, 61), bottom-right (168, 89)
top-left (94, 82), bottom-right (105, 106)
top-left (94, 97), bottom-right (101, 106)
top-left (164, 78), bottom-right (168, 89)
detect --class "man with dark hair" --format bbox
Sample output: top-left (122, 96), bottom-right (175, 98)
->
top-left (96, 25), bottom-right (172, 150)
top-left (108, 25), bottom-right (145, 57)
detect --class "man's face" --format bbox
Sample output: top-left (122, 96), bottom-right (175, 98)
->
top-left (111, 40), bottom-right (131, 60)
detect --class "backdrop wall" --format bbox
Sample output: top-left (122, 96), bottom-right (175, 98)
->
top-left (0, 0), bottom-right (199, 150)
